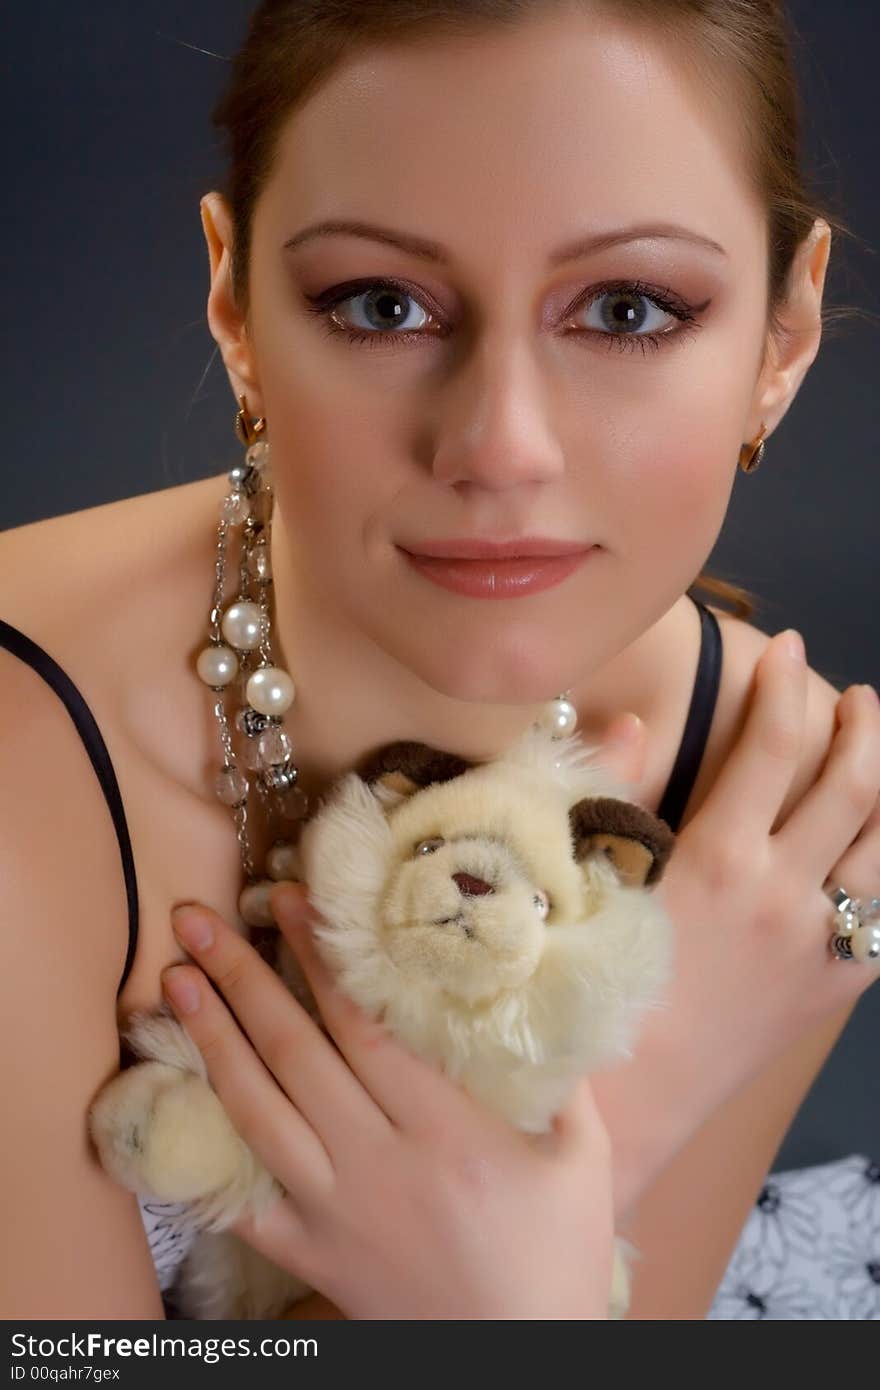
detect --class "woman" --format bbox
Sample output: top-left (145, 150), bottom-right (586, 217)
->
top-left (1, 0), bottom-right (878, 1319)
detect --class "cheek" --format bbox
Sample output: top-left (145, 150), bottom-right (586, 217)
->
top-left (624, 443), bottom-right (735, 547)
top-left (253, 293), bottom-right (402, 559)
top-left (589, 407), bottom-right (740, 629)
top-left (591, 291), bottom-right (762, 559)
top-left (599, 361), bottom-right (747, 564)
top-left (259, 371), bottom-right (405, 582)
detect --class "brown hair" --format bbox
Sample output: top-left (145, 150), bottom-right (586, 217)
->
top-left (212, 0), bottom-right (860, 624)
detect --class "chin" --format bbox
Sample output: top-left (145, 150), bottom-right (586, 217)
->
top-left (387, 627), bottom-right (580, 706)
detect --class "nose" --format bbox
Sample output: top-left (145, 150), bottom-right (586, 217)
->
top-left (452, 872), bottom-right (494, 897)
top-left (431, 337), bottom-right (564, 490)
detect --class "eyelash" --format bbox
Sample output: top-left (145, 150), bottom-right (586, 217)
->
top-left (303, 276), bottom-right (705, 356)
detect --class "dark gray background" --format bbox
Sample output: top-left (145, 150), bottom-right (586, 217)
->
top-left (2, 2), bottom-right (877, 1168)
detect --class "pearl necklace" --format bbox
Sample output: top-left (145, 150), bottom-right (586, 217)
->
top-left (194, 409), bottom-right (578, 933)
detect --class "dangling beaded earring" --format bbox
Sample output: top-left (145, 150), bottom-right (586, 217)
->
top-left (195, 395), bottom-right (579, 935)
top-left (535, 693), bottom-right (578, 738)
top-left (195, 395), bottom-right (307, 933)
top-left (739, 423), bottom-right (768, 474)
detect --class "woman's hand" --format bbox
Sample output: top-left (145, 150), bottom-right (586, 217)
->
top-left (591, 633), bottom-right (880, 1212)
top-left (280, 1291), bottom-right (345, 1320)
top-left (160, 843), bottom-right (627, 1319)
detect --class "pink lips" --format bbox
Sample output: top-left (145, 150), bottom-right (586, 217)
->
top-left (398, 540), bottom-right (597, 599)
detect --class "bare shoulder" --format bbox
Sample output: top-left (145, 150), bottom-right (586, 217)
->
top-left (0, 476), bottom-right (227, 1015)
top-left (0, 477), bottom-right (218, 652)
top-left (685, 602), bottom-right (846, 833)
top-left (0, 529), bottom-right (175, 1314)
top-left (0, 476), bottom-right (223, 785)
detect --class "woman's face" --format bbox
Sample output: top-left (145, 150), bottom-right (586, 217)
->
top-left (241, 9), bottom-right (770, 705)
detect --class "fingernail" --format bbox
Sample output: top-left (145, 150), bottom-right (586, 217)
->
top-left (171, 906), bottom-right (214, 950)
top-left (860, 683), bottom-right (879, 706)
top-left (162, 967), bottom-right (200, 1015)
top-left (781, 629), bottom-right (805, 663)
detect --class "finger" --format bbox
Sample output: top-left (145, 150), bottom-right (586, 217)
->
top-left (538, 1075), bottom-right (613, 1169)
top-left (278, 1290), bottom-right (346, 1321)
top-left (690, 630), bottom-right (807, 841)
top-left (775, 685), bottom-right (880, 884)
top-left (826, 792), bottom-right (880, 914)
top-left (853, 788), bottom-right (880, 858)
top-left (595, 712), bottom-right (648, 789)
top-left (226, 1190), bottom-right (327, 1291)
top-left (167, 903), bottom-right (388, 1158)
top-left (270, 882), bottom-right (492, 1140)
top-left (161, 960), bottom-right (333, 1209)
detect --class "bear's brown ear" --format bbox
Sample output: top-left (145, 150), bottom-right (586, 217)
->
top-left (356, 741), bottom-right (475, 801)
top-left (569, 796), bottom-right (675, 888)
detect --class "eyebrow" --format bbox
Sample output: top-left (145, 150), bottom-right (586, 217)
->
top-left (282, 217), bottom-right (728, 264)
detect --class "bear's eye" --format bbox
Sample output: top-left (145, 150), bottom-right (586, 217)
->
top-left (415, 836), bottom-right (445, 856)
top-left (533, 890), bottom-right (550, 919)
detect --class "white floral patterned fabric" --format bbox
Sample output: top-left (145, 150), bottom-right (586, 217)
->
top-left (138, 1195), bottom-right (197, 1293)
top-left (709, 1153), bottom-right (880, 1319)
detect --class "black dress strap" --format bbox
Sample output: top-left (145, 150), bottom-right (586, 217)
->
top-left (656, 594), bottom-right (723, 832)
top-left (0, 617), bottom-right (139, 997)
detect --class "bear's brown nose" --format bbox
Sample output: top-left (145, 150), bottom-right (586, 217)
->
top-left (452, 872), bottom-right (494, 896)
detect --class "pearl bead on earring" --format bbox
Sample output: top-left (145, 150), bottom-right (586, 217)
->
top-left (536, 695), bottom-right (578, 739)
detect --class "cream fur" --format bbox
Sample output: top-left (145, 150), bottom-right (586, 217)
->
top-left (88, 725), bottom-right (673, 1319)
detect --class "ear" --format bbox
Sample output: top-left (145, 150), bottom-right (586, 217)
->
top-left (569, 797), bottom-right (675, 888)
top-left (356, 741), bottom-right (475, 803)
top-left (200, 191), bottom-right (264, 416)
top-left (748, 217), bottom-right (831, 439)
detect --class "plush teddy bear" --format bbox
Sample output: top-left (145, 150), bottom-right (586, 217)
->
top-left (89, 724), bottom-right (675, 1320)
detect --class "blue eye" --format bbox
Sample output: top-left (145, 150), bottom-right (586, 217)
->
top-left (582, 288), bottom-right (676, 338)
top-left (328, 284), bottom-right (432, 336)
top-left (304, 276), bottom-right (707, 356)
